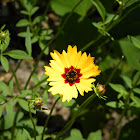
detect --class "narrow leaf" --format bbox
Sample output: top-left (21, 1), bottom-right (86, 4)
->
top-left (0, 105), bottom-right (3, 118)
top-left (30, 6), bottom-right (39, 15)
top-left (4, 50), bottom-right (32, 59)
top-left (87, 130), bottom-right (102, 140)
top-left (25, 27), bottom-right (32, 55)
top-left (90, 0), bottom-right (106, 22)
top-left (16, 19), bottom-right (30, 27)
top-left (120, 75), bottom-right (132, 88)
top-left (1, 55), bottom-right (9, 72)
top-left (0, 81), bottom-right (9, 92)
top-left (18, 99), bottom-right (29, 111)
top-left (128, 35), bottom-right (140, 49)
top-left (23, 129), bottom-right (32, 140)
top-left (9, 80), bottom-right (14, 95)
top-left (109, 83), bottom-right (127, 94)
top-left (0, 94), bottom-right (7, 102)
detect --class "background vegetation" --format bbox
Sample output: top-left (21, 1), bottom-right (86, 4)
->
top-left (0, 0), bottom-right (140, 140)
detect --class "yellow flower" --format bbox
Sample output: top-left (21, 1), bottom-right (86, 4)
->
top-left (44, 45), bottom-right (101, 102)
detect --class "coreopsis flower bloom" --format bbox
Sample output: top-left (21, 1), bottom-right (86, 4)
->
top-left (44, 45), bottom-right (101, 102)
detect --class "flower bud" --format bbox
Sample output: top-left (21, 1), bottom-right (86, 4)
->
top-left (96, 84), bottom-right (106, 94)
top-left (59, 94), bottom-right (63, 97)
top-left (0, 32), bottom-right (6, 40)
top-left (34, 98), bottom-right (43, 108)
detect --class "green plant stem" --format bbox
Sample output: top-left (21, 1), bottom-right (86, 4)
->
top-left (29, 110), bottom-right (37, 140)
top-left (109, 75), bottom-right (140, 140)
top-left (43, 0), bottom-right (51, 16)
top-left (105, 56), bottom-right (124, 86)
top-left (31, 77), bottom-right (48, 90)
top-left (24, 0), bottom-right (84, 90)
top-left (11, 107), bottom-right (20, 140)
top-left (54, 93), bottom-right (96, 140)
top-left (80, 3), bottom-right (140, 52)
top-left (41, 97), bottom-right (60, 140)
top-left (9, 63), bottom-right (22, 94)
top-left (9, 60), bottom-right (23, 82)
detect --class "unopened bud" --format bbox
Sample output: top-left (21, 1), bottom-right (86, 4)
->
top-left (34, 98), bottom-right (43, 108)
top-left (97, 84), bottom-right (106, 94)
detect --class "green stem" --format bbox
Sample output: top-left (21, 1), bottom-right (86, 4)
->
top-left (43, 0), bottom-right (51, 16)
top-left (11, 107), bottom-right (20, 140)
top-left (9, 60), bottom-right (23, 82)
top-left (31, 77), bottom-right (48, 90)
top-left (41, 97), bottom-right (60, 140)
top-left (29, 110), bottom-right (37, 140)
top-left (24, 0), bottom-right (84, 90)
top-left (105, 56), bottom-right (124, 86)
top-left (9, 63), bottom-right (22, 94)
top-left (80, 34), bottom-right (103, 52)
top-left (109, 75), bottom-right (140, 140)
top-left (54, 93), bottom-right (96, 140)
top-left (80, 3), bottom-right (140, 52)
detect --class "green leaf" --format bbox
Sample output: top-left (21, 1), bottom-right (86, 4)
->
top-left (4, 50), bottom-right (32, 59)
top-left (109, 83), bottom-right (127, 94)
top-left (33, 73), bottom-right (39, 85)
top-left (0, 81), bottom-right (9, 93)
top-left (120, 75), bottom-right (132, 88)
top-left (106, 101), bottom-right (119, 108)
top-left (87, 130), bottom-right (102, 140)
top-left (16, 19), bottom-right (30, 27)
top-left (90, 0), bottom-right (106, 22)
top-left (50, 0), bottom-right (92, 16)
top-left (0, 94), bottom-right (7, 102)
top-left (25, 27), bottom-right (32, 55)
top-left (18, 90), bottom-right (32, 98)
top-left (31, 36), bottom-right (38, 44)
top-left (119, 38), bottom-right (140, 70)
top-left (71, 129), bottom-right (83, 138)
top-left (128, 35), bottom-right (140, 49)
top-left (18, 99), bottom-right (29, 111)
top-left (9, 80), bottom-right (14, 95)
top-left (39, 40), bottom-right (49, 55)
top-left (30, 6), bottom-right (39, 15)
top-left (20, 10), bottom-right (29, 15)
top-left (133, 71), bottom-right (140, 86)
top-left (131, 95), bottom-right (140, 107)
top-left (23, 129), bottom-right (32, 140)
top-left (33, 16), bottom-right (42, 24)
top-left (133, 88), bottom-right (140, 94)
top-left (0, 105), bottom-right (3, 118)
top-left (1, 101), bottom-right (15, 129)
top-left (0, 55), bottom-right (9, 72)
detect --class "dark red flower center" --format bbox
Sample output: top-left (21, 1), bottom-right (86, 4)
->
top-left (61, 66), bottom-right (82, 86)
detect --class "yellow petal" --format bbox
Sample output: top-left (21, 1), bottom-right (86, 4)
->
top-left (81, 66), bottom-right (101, 78)
top-left (76, 53), bottom-right (95, 70)
top-left (49, 60), bottom-right (64, 73)
top-left (76, 78), bottom-right (95, 94)
top-left (44, 66), bottom-right (62, 77)
top-left (48, 81), bottom-right (78, 102)
top-left (50, 50), bottom-right (67, 67)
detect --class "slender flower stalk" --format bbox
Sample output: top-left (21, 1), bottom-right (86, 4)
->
top-left (29, 110), bottom-right (37, 140)
top-left (41, 97), bottom-right (60, 140)
top-left (54, 93), bottom-right (97, 140)
top-left (9, 63), bottom-right (21, 94)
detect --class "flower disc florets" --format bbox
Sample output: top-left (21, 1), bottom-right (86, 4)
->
top-left (61, 66), bottom-right (82, 86)
top-left (44, 45), bottom-right (101, 102)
